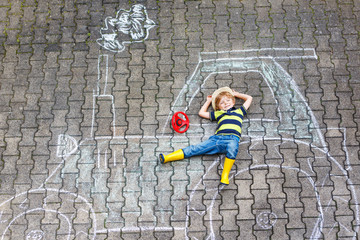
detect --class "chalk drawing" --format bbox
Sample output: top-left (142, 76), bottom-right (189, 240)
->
top-left (0, 188), bottom-right (97, 240)
top-left (3, 208), bottom-right (71, 240)
top-left (164, 48), bottom-right (321, 140)
top-left (26, 230), bottom-right (44, 240)
top-left (0, 213), bottom-right (6, 224)
top-left (257, 211), bottom-right (277, 229)
top-left (97, 4), bottom-right (156, 52)
top-left (56, 134), bottom-right (78, 157)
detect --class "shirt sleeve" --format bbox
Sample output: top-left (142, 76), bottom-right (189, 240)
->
top-left (210, 111), bottom-right (216, 121)
top-left (240, 105), bottom-right (247, 116)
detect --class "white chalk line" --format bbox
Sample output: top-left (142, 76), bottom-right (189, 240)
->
top-left (200, 48), bottom-right (317, 58)
top-left (80, 118), bottom-right (277, 143)
top-left (96, 226), bottom-right (186, 234)
top-left (97, 54), bottom-right (109, 95)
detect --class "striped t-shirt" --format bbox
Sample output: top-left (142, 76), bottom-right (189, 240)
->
top-left (209, 106), bottom-right (247, 139)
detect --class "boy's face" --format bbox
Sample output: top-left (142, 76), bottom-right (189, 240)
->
top-left (218, 95), bottom-right (235, 111)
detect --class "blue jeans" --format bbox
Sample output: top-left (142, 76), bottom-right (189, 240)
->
top-left (182, 135), bottom-right (240, 160)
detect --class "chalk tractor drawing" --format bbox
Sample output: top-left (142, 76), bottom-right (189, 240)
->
top-left (3, 48), bottom-right (357, 239)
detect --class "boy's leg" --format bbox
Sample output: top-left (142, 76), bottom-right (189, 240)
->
top-left (182, 137), bottom-right (219, 158)
top-left (160, 136), bottom-right (219, 164)
top-left (220, 136), bottom-right (239, 185)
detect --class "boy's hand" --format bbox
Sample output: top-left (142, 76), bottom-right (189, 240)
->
top-left (206, 95), bottom-right (212, 102)
top-left (232, 90), bottom-right (253, 110)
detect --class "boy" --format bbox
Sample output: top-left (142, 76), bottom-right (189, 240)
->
top-left (160, 87), bottom-right (253, 185)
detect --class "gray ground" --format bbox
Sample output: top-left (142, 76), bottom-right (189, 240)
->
top-left (0, 0), bottom-right (359, 239)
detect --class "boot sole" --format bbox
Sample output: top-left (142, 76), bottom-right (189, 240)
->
top-left (159, 154), bottom-right (165, 164)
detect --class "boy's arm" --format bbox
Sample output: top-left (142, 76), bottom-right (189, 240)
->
top-left (198, 95), bottom-right (212, 119)
top-left (233, 91), bottom-right (253, 110)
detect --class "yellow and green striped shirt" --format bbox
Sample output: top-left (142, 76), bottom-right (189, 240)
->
top-left (210, 106), bottom-right (247, 139)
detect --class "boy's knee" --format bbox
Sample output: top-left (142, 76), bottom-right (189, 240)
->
top-left (226, 148), bottom-right (239, 159)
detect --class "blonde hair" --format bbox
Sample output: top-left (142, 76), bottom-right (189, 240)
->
top-left (215, 92), bottom-right (235, 110)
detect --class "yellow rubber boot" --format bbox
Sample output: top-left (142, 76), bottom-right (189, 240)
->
top-left (220, 158), bottom-right (235, 185)
top-left (159, 149), bottom-right (184, 164)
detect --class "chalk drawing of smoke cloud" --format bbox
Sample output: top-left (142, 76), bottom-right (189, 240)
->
top-left (97, 4), bottom-right (156, 52)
